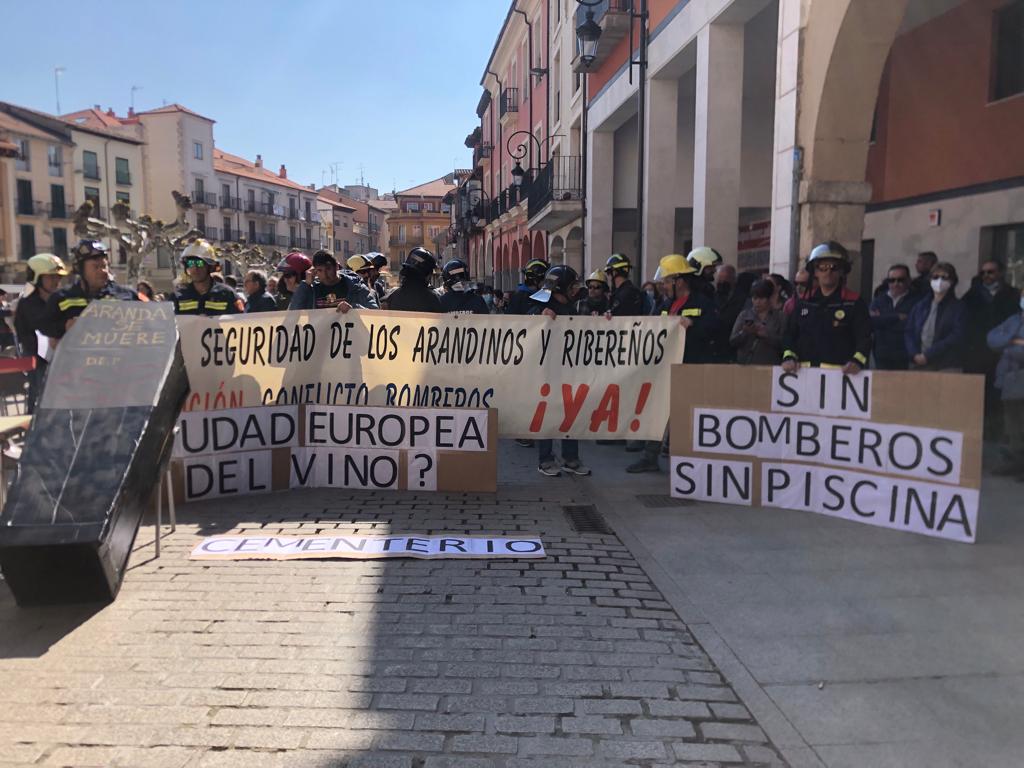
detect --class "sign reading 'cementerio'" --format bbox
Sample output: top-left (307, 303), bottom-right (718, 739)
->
top-left (176, 310), bottom-right (685, 440)
top-left (669, 366), bottom-right (984, 543)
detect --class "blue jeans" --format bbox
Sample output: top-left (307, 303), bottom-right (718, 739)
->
top-left (538, 439), bottom-right (579, 464)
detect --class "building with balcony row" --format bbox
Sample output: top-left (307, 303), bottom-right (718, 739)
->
top-left (383, 175), bottom-right (458, 273)
top-left (457, 0), bottom-right (1024, 293)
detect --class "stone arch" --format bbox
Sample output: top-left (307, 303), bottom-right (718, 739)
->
top-left (549, 235), bottom-right (565, 264)
top-left (510, 240), bottom-right (520, 289)
top-left (533, 231), bottom-right (546, 264)
top-left (796, 0), bottom-right (911, 258)
top-left (521, 235), bottom-right (532, 267)
top-left (565, 227), bottom-right (584, 275)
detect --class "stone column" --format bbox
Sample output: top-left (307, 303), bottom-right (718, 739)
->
top-left (643, 77), bottom-right (679, 277)
top-left (586, 129), bottom-right (615, 272)
top-left (693, 22), bottom-right (744, 264)
top-left (769, 0), bottom-right (801, 275)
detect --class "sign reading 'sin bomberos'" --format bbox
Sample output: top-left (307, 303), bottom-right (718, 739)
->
top-left (670, 366), bottom-right (984, 543)
top-left (176, 310), bottom-right (685, 440)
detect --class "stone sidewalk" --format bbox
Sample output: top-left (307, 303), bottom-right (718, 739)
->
top-left (0, 444), bottom-right (786, 767)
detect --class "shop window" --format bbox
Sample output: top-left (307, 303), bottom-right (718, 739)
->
top-left (992, 0), bottom-right (1024, 100)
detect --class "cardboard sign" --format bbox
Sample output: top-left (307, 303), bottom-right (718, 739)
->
top-left (170, 405), bottom-right (497, 502)
top-left (189, 534), bottom-right (546, 560)
top-left (176, 310), bottom-right (685, 439)
top-left (670, 366), bottom-right (984, 543)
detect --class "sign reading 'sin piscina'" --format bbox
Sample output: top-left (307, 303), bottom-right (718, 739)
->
top-left (669, 366), bottom-right (984, 543)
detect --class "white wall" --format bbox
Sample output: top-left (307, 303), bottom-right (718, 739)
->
top-left (863, 185), bottom-right (1024, 288)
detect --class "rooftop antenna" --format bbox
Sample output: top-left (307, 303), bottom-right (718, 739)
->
top-left (329, 161), bottom-right (343, 186)
top-left (358, 163), bottom-right (366, 186)
top-left (130, 84), bottom-right (143, 110)
top-left (53, 66), bottom-right (65, 114)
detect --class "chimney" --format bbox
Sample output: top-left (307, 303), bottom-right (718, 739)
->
top-left (94, 104), bottom-right (101, 110)
top-left (127, 107), bottom-right (135, 118)
top-left (107, 108), bottom-right (115, 117)
top-left (254, 154), bottom-right (262, 168)
top-left (279, 164), bottom-right (287, 179)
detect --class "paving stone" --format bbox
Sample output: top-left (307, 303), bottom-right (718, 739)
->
top-left (450, 734), bottom-right (519, 754)
top-left (630, 718), bottom-right (697, 738)
top-left (560, 716), bottom-right (623, 735)
top-left (701, 722), bottom-right (769, 742)
top-left (518, 736), bottom-right (594, 757)
top-left (673, 742), bottom-right (745, 762)
top-left (597, 740), bottom-right (668, 760)
top-left (575, 698), bottom-right (643, 715)
top-left (494, 715), bottom-right (558, 734)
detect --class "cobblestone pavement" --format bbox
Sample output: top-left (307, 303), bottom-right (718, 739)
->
top-left (0, 445), bottom-right (787, 767)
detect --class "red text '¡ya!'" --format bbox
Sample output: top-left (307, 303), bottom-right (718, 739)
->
top-left (529, 382), bottom-right (653, 433)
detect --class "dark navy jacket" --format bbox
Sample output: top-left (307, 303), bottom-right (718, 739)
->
top-left (869, 291), bottom-right (921, 369)
top-left (904, 293), bottom-right (967, 370)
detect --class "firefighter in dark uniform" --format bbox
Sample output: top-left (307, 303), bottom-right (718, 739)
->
top-left (782, 241), bottom-right (872, 375)
top-left (628, 254), bottom-right (719, 473)
top-left (440, 259), bottom-right (489, 315)
top-left (290, 250), bottom-right (378, 312)
top-left (507, 258), bottom-right (549, 315)
top-left (605, 253), bottom-right (645, 317)
top-left (15, 253), bottom-right (69, 412)
top-left (388, 247), bottom-right (442, 313)
top-left (172, 240), bottom-right (244, 316)
top-left (686, 246), bottom-right (723, 301)
top-left (41, 239), bottom-right (142, 341)
top-left (274, 252), bottom-right (312, 310)
top-left (576, 269), bottom-right (609, 315)
top-left (366, 253), bottom-right (390, 303)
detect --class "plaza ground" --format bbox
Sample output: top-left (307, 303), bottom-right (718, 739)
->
top-left (1, 441), bottom-right (1021, 767)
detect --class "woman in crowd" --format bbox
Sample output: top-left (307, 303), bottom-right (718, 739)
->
top-left (987, 286), bottom-right (1024, 479)
top-left (730, 278), bottom-right (785, 365)
top-left (905, 261), bottom-right (967, 371)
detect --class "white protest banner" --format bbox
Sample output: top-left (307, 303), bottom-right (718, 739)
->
top-left (169, 405), bottom-right (498, 499)
top-left (176, 310), bottom-right (685, 439)
top-left (189, 534), bottom-right (546, 560)
top-left (670, 365), bottom-right (984, 543)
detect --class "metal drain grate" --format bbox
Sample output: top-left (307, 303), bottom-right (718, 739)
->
top-left (635, 494), bottom-right (694, 508)
top-left (563, 504), bottom-right (615, 535)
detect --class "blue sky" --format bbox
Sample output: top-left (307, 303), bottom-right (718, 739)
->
top-left (1, 0), bottom-right (509, 193)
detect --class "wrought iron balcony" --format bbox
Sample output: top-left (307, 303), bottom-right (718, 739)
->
top-left (500, 87), bottom-right (520, 118)
top-left (220, 195), bottom-right (241, 211)
top-left (527, 155), bottom-right (584, 230)
top-left (48, 203), bottom-right (70, 219)
top-left (16, 198), bottom-right (38, 216)
top-left (192, 191), bottom-right (216, 207)
top-left (572, 0), bottom-right (634, 73)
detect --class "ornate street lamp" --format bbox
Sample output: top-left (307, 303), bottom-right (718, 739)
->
top-left (575, 1), bottom-right (603, 69)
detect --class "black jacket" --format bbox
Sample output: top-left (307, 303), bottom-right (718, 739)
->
top-left (14, 290), bottom-right (49, 357)
top-left (962, 281), bottom-right (1020, 374)
top-left (905, 293), bottom-right (967, 370)
top-left (659, 291), bottom-right (719, 364)
top-left (608, 279), bottom-right (644, 317)
top-left (576, 296), bottom-right (608, 316)
top-left (440, 289), bottom-right (489, 315)
top-left (42, 279), bottom-right (140, 339)
top-left (868, 291), bottom-right (921, 370)
top-left (172, 282), bottom-right (243, 316)
top-left (388, 279), bottom-right (442, 313)
top-left (713, 285), bottom-right (747, 363)
top-left (506, 284), bottom-right (538, 315)
top-left (245, 291), bottom-right (278, 313)
top-left (784, 288), bottom-right (872, 368)
top-left (289, 275), bottom-right (379, 311)
top-left (529, 295), bottom-right (574, 317)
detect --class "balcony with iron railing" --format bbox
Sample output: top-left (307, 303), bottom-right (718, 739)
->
top-left (201, 226), bottom-right (220, 241)
top-left (527, 155), bottom-right (584, 230)
top-left (16, 198), bottom-right (39, 216)
top-left (220, 195), bottom-right (241, 211)
top-left (572, 0), bottom-right (634, 73)
top-left (48, 202), bottom-right (71, 219)
top-left (192, 190), bottom-right (216, 207)
top-left (500, 87), bottom-right (520, 119)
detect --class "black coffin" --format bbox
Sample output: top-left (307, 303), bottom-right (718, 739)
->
top-left (0, 301), bottom-right (188, 605)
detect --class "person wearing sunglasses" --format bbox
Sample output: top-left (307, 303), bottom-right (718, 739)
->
top-left (782, 241), bottom-right (872, 374)
top-left (273, 251), bottom-right (312, 310)
top-left (905, 262), bottom-right (966, 371)
top-left (171, 240), bottom-right (244, 316)
top-left (868, 264), bottom-right (921, 370)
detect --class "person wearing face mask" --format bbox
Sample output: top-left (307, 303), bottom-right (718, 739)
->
top-left (782, 242), bottom-right (872, 374)
top-left (905, 262), bottom-right (967, 371)
top-left (869, 264), bottom-right (921, 370)
top-left (439, 259), bottom-right (489, 315)
top-left (987, 288), bottom-right (1024, 479)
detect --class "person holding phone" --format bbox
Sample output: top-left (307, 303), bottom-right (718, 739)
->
top-left (730, 279), bottom-right (785, 365)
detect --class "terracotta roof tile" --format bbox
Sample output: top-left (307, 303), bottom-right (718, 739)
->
top-left (396, 176), bottom-right (457, 198)
top-left (0, 111), bottom-right (60, 141)
top-left (213, 147), bottom-right (315, 193)
top-left (136, 103), bottom-right (215, 123)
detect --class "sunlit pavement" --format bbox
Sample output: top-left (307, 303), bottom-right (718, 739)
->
top-left (1, 440), bottom-right (1021, 767)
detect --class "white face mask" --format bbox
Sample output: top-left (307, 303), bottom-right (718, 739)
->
top-left (931, 278), bottom-right (951, 294)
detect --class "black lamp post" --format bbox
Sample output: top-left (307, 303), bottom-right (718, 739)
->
top-left (574, 0), bottom-right (649, 277)
top-left (506, 130), bottom-right (543, 191)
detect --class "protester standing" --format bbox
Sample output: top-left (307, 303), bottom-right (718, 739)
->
top-left (905, 262), bottom-right (966, 371)
top-left (243, 270), bottom-right (278, 313)
top-left (15, 254), bottom-right (68, 412)
top-left (713, 265), bottom-right (745, 363)
top-left (730, 279), bottom-right (785, 365)
top-left (910, 251), bottom-right (938, 297)
top-left (604, 254), bottom-right (645, 317)
top-left (869, 264), bottom-right (920, 370)
top-left (529, 265), bottom-right (590, 478)
top-left (577, 270), bottom-right (610, 315)
top-left (387, 248), bottom-right (442, 313)
top-left (171, 241), bottom-right (245, 316)
top-left (987, 288), bottom-right (1024, 479)
top-left (506, 259), bottom-right (549, 315)
top-left (440, 259), bottom-right (489, 315)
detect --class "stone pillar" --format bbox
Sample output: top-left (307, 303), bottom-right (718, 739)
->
top-left (798, 179), bottom-right (873, 262)
top-left (769, 0), bottom-right (801, 275)
top-left (693, 22), bottom-right (744, 264)
top-left (643, 77), bottom-right (679, 278)
top-left (586, 129), bottom-right (615, 272)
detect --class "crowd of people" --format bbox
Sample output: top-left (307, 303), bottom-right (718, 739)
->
top-left (9, 236), bottom-right (1024, 481)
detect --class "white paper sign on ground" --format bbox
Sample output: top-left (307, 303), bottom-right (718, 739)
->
top-left (190, 534), bottom-right (547, 560)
